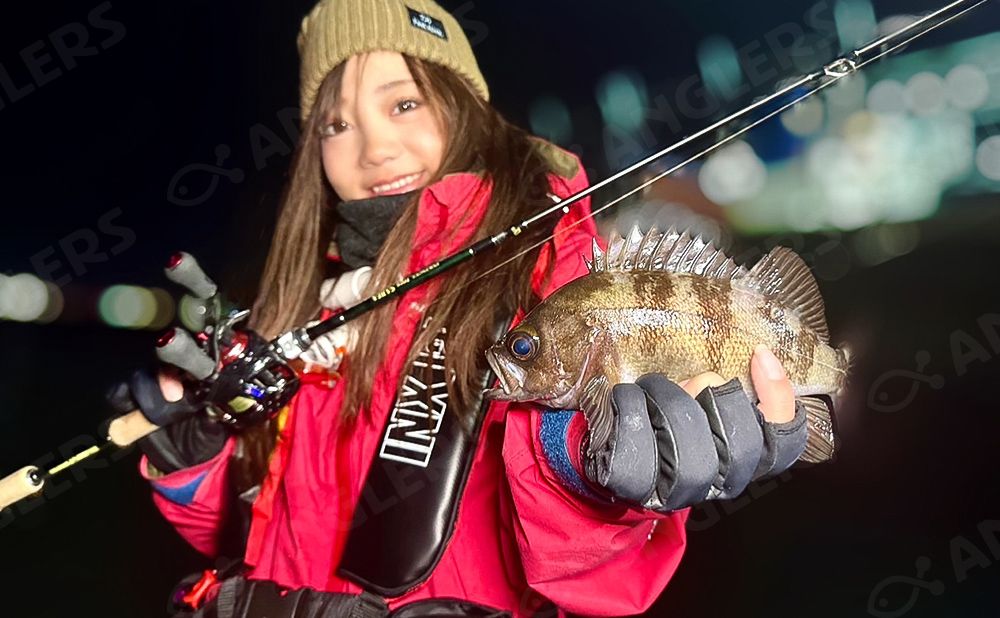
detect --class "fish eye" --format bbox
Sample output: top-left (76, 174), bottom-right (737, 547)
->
top-left (508, 333), bottom-right (538, 360)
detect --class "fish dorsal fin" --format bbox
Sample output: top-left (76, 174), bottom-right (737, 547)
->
top-left (588, 225), bottom-right (746, 281)
top-left (735, 247), bottom-right (830, 343)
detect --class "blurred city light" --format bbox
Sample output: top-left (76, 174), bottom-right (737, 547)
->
top-left (0, 273), bottom-right (54, 323)
top-left (781, 97), bottom-right (826, 137)
top-left (866, 79), bottom-right (907, 115)
top-left (945, 64), bottom-right (990, 111)
top-left (697, 35), bottom-right (743, 101)
top-left (834, 0), bottom-right (877, 51)
top-left (595, 70), bottom-right (647, 134)
top-left (698, 141), bottom-right (767, 206)
top-left (853, 222), bottom-right (922, 267)
top-left (905, 72), bottom-right (948, 116)
top-left (98, 285), bottom-right (169, 330)
top-left (706, 30), bottom-right (1000, 234)
top-left (976, 136), bottom-right (1000, 181)
top-left (36, 282), bottom-right (64, 324)
top-left (149, 287), bottom-right (177, 330)
top-left (529, 95), bottom-right (573, 145)
top-left (178, 293), bottom-right (210, 332)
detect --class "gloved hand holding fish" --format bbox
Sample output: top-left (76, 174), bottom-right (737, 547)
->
top-left (486, 227), bottom-right (849, 510)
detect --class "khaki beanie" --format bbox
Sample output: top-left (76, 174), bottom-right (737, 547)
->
top-left (297, 0), bottom-right (489, 121)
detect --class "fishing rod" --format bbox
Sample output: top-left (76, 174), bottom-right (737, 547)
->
top-left (0, 0), bottom-right (987, 513)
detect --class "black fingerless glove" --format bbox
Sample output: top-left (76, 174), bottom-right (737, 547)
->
top-left (106, 368), bottom-right (228, 474)
top-left (583, 374), bottom-right (808, 512)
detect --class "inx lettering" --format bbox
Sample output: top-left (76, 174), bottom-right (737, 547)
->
top-left (379, 334), bottom-right (448, 467)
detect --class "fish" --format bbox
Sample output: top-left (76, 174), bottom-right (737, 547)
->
top-left (485, 226), bottom-right (849, 463)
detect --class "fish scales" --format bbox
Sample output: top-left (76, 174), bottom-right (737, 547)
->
top-left (486, 226), bottom-right (849, 464)
top-left (571, 273), bottom-right (827, 392)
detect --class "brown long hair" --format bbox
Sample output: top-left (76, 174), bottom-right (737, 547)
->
top-left (234, 55), bottom-right (561, 486)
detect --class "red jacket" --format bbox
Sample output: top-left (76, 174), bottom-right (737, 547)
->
top-left (141, 156), bottom-right (689, 617)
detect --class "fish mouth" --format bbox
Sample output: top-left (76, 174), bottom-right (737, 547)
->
top-left (484, 345), bottom-right (580, 407)
top-left (484, 346), bottom-right (528, 401)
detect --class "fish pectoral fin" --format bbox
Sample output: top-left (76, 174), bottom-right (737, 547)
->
top-left (796, 395), bottom-right (837, 463)
top-left (579, 374), bottom-right (615, 458)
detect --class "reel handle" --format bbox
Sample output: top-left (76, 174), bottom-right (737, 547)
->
top-left (156, 328), bottom-right (215, 380)
top-left (165, 252), bottom-right (217, 300)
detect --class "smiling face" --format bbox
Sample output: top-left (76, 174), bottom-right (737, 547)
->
top-left (318, 52), bottom-right (446, 201)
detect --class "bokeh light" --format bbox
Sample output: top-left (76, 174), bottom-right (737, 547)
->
top-left (529, 95), bottom-right (573, 145)
top-left (781, 97), bottom-right (826, 137)
top-left (866, 79), bottom-right (907, 115)
top-left (698, 141), bottom-right (767, 205)
top-left (0, 273), bottom-right (52, 322)
top-left (697, 35), bottom-right (742, 101)
top-left (595, 70), bottom-right (647, 133)
top-left (178, 293), bottom-right (210, 332)
top-left (98, 285), bottom-right (159, 329)
top-left (976, 135), bottom-right (1000, 181)
top-left (945, 64), bottom-right (990, 111)
top-left (905, 72), bottom-right (947, 116)
top-left (834, 0), bottom-right (877, 51)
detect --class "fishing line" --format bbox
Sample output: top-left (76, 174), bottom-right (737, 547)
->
top-left (0, 0), bottom-right (979, 511)
top-left (421, 0), bottom-right (988, 314)
top-left (299, 0), bottom-right (987, 349)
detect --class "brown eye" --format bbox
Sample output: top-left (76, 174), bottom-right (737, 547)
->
top-left (394, 99), bottom-right (420, 114)
top-left (320, 119), bottom-right (350, 137)
top-left (508, 333), bottom-right (538, 360)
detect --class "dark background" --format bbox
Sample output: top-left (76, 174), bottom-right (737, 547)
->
top-left (1, 1), bottom-right (998, 616)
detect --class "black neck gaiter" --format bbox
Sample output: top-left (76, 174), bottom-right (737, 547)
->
top-left (333, 191), bottom-right (416, 269)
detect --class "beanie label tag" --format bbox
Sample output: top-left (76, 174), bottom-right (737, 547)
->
top-left (407, 7), bottom-right (448, 40)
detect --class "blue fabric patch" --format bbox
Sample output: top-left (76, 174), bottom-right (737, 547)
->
top-left (152, 470), bottom-right (208, 506)
top-left (539, 410), bottom-right (598, 499)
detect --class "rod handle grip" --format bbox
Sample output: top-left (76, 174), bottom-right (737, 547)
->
top-left (0, 466), bottom-right (43, 511)
top-left (107, 410), bottom-right (160, 447)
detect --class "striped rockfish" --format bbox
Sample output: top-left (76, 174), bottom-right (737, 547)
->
top-left (485, 227), bottom-right (849, 463)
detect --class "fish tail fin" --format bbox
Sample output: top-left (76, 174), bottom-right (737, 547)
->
top-left (798, 396), bottom-right (837, 463)
top-left (834, 343), bottom-right (853, 399)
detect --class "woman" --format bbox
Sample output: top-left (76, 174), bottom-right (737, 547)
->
top-left (128, 1), bottom-right (806, 615)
